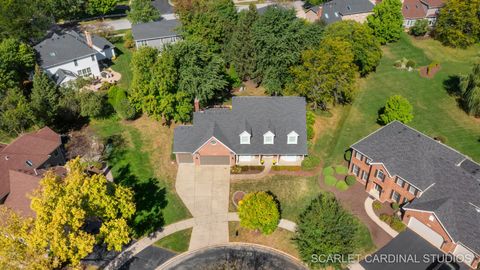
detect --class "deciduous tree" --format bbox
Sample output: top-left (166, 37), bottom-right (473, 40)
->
top-left (324, 20), bottom-right (382, 76)
top-left (378, 95), bottom-right (414, 124)
top-left (30, 66), bottom-right (60, 126)
top-left (86, 0), bottom-right (118, 15)
top-left (127, 0), bottom-right (161, 24)
top-left (410, 19), bottom-right (429, 37)
top-left (238, 192), bottom-right (280, 235)
top-left (0, 38), bottom-right (35, 97)
top-left (367, 0), bottom-right (403, 44)
top-left (0, 88), bottom-right (35, 136)
top-left (459, 63), bottom-right (480, 117)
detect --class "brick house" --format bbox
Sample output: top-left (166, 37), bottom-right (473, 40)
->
top-left (349, 121), bottom-right (480, 269)
top-left (173, 97), bottom-right (308, 166)
top-left (0, 127), bottom-right (66, 216)
top-left (402, 0), bottom-right (445, 28)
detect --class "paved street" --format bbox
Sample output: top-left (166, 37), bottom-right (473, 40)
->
top-left (176, 164), bottom-right (231, 250)
top-left (119, 246), bottom-right (176, 270)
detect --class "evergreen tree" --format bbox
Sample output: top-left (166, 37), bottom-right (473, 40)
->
top-left (0, 88), bottom-right (35, 136)
top-left (378, 95), bottom-right (414, 124)
top-left (367, 0), bottom-right (403, 44)
top-left (30, 66), bottom-right (60, 126)
top-left (460, 63), bottom-right (480, 117)
top-left (127, 0), bottom-right (161, 24)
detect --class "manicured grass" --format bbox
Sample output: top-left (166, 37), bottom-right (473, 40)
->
top-left (334, 165), bottom-right (348, 175)
top-left (354, 220), bottom-right (376, 255)
top-left (314, 33), bottom-right (480, 165)
top-left (90, 116), bottom-right (191, 230)
top-left (111, 40), bottom-right (133, 90)
top-left (324, 175), bottom-right (337, 187)
top-left (230, 175), bottom-right (320, 222)
top-left (229, 222), bottom-right (299, 258)
top-left (154, 228), bottom-right (192, 253)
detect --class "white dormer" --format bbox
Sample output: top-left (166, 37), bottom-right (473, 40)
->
top-left (287, 131), bottom-right (298, 144)
top-left (240, 131), bottom-right (250, 144)
top-left (264, 131), bottom-right (275, 144)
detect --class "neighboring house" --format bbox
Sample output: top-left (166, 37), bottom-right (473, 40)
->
top-left (313, 0), bottom-right (374, 24)
top-left (173, 97), bottom-right (308, 166)
top-left (131, 19), bottom-right (181, 50)
top-left (402, 0), bottom-right (445, 28)
top-left (305, 5), bottom-right (322, 22)
top-left (349, 121), bottom-right (480, 269)
top-left (0, 127), bottom-right (66, 216)
top-left (34, 30), bottom-right (116, 85)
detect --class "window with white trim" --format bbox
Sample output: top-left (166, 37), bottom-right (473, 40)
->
top-left (240, 131), bottom-right (250, 145)
top-left (390, 191), bottom-right (401, 203)
top-left (78, 67), bottom-right (92, 77)
top-left (287, 131), bottom-right (298, 144)
top-left (355, 151), bottom-right (363, 161)
top-left (361, 170), bottom-right (368, 181)
top-left (396, 177), bottom-right (405, 188)
top-left (352, 164), bottom-right (360, 176)
top-left (263, 131), bottom-right (274, 145)
top-left (375, 170), bottom-right (385, 181)
top-left (365, 158), bottom-right (372, 165)
top-left (408, 185), bottom-right (418, 196)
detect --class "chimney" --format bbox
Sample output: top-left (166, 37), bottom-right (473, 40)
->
top-left (84, 31), bottom-right (93, 48)
top-left (194, 98), bottom-right (200, 112)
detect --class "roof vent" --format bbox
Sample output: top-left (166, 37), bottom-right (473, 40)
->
top-left (26, 160), bottom-right (33, 167)
top-left (49, 52), bottom-right (56, 56)
top-left (4, 156), bottom-right (8, 160)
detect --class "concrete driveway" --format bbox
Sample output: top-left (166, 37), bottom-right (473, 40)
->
top-left (176, 164), bottom-right (230, 251)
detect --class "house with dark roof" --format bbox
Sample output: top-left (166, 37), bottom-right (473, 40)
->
top-left (173, 97), bottom-right (308, 166)
top-left (34, 30), bottom-right (115, 85)
top-left (0, 127), bottom-right (66, 216)
top-left (349, 121), bottom-right (480, 269)
top-left (311, 0), bottom-right (374, 24)
top-left (402, 0), bottom-right (445, 28)
top-left (131, 19), bottom-right (181, 50)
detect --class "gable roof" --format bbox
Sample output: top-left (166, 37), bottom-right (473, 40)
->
top-left (420, 0), bottom-right (445, 8)
top-left (402, 0), bottom-right (428, 19)
top-left (321, 0), bottom-right (374, 24)
top-left (34, 30), bottom-right (114, 68)
top-left (132, 19), bottom-right (181, 41)
top-left (173, 97), bottom-right (308, 155)
top-left (53, 69), bottom-right (78, 85)
top-left (352, 121), bottom-right (480, 254)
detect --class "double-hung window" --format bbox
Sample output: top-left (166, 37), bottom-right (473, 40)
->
top-left (396, 177), bottom-right (405, 188)
top-left (355, 151), bottom-right (363, 161)
top-left (375, 170), bottom-right (385, 181)
top-left (352, 164), bottom-right (360, 176)
top-left (390, 191), bottom-right (401, 203)
top-left (408, 186), bottom-right (418, 196)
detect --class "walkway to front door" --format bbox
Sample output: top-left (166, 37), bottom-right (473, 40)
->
top-left (175, 164), bottom-right (231, 250)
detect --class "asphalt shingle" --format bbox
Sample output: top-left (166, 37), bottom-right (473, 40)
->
top-left (132, 19), bottom-right (180, 41)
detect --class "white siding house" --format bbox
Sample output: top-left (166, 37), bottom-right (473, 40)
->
top-left (132, 19), bottom-right (181, 50)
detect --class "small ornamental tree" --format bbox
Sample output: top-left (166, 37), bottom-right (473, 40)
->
top-left (238, 192), bottom-right (280, 235)
top-left (378, 95), bottom-right (414, 125)
top-left (294, 193), bottom-right (358, 269)
top-left (410, 19), bottom-right (429, 37)
top-left (366, 0), bottom-right (403, 44)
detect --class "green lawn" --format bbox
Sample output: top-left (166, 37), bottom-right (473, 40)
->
top-left (111, 40), bottom-right (133, 90)
top-left (90, 117), bottom-right (191, 232)
top-left (315, 33), bottom-right (480, 165)
top-left (154, 228), bottom-right (192, 253)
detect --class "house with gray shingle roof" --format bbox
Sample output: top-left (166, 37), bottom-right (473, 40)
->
top-left (173, 97), bottom-right (308, 166)
top-left (34, 30), bottom-right (115, 85)
top-left (131, 19), bottom-right (181, 50)
top-left (349, 121), bottom-right (480, 269)
top-left (316, 0), bottom-right (375, 24)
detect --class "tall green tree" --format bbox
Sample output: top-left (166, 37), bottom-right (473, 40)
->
top-left (294, 193), bottom-right (358, 269)
top-left (367, 0), bottom-right (403, 44)
top-left (0, 0), bottom-right (52, 40)
top-left (225, 4), bottom-right (259, 80)
top-left (324, 20), bottom-right (382, 76)
top-left (435, 0), bottom-right (480, 48)
top-left (459, 63), bottom-right (480, 117)
top-left (0, 38), bottom-right (35, 97)
top-left (290, 38), bottom-right (357, 110)
top-left (175, 0), bottom-right (237, 53)
top-left (127, 0), bottom-right (161, 24)
top-left (0, 88), bottom-right (35, 136)
top-left (30, 66), bottom-right (60, 126)
top-left (30, 158), bottom-right (135, 267)
top-left (130, 46), bottom-right (160, 111)
top-left (378, 95), bottom-right (414, 124)
top-left (86, 0), bottom-right (118, 15)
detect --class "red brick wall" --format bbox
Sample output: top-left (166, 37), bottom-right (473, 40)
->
top-left (194, 137), bottom-right (235, 165)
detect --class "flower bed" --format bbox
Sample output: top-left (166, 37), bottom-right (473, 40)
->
top-left (231, 165), bottom-right (265, 174)
top-left (271, 166), bottom-right (302, 171)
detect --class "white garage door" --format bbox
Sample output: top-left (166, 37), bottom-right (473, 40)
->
top-left (452, 244), bottom-right (475, 266)
top-left (280, 155), bottom-right (298, 162)
top-left (238, 156), bottom-right (253, 162)
top-left (408, 217), bottom-right (444, 248)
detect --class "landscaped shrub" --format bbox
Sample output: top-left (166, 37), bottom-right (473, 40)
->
top-left (410, 19), bottom-right (429, 37)
top-left (238, 192), bottom-right (280, 235)
top-left (391, 202), bottom-right (400, 212)
top-left (345, 175), bottom-right (357, 186)
top-left (322, 166), bottom-right (334, 176)
top-left (378, 95), bottom-right (414, 125)
top-left (372, 201), bottom-right (382, 211)
top-left (390, 216), bottom-right (406, 232)
top-left (306, 111), bottom-right (316, 141)
top-left (334, 165), bottom-right (348, 175)
top-left (271, 166), bottom-right (302, 171)
top-left (406, 60), bottom-right (416, 68)
top-left (108, 86), bottom-right (136, 120)
top-left (231, 166), bottom-right (242, 174)
top-left (336, 181), bottom-right (349, 191)
top-left (231, 166), bottom-right (264, 174)
top-left (302, 155), bottom-right (320, 170)
top-left (379, 213), bottom-right (392, 224)
top-left (124, 30), bottom-right (135, 49)
top-left (324, 175), bottom-right (337, 186)
top-left (344, 149), bottom-right (352, 161)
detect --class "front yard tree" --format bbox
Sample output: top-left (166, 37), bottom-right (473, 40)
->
top-left (290, 38), bottom-right (357, 110)
top-left (127, 0), bottom-right (161, 24)
top-left (30, 66), bottom-right (60, 126)
top-left (367, 0), bottom-right (403, 44)
top-left (226, 4), bottom-right (259, 81)
top-left (460, 63), bottom-right (480, 117)
top-left (378, 95), bottom-right (414, 125)
top-left (238, 192), bottom-right (280, 235)
top-left (86, 0), bottom-right (118, 15)
top-left (435, 0), bottom-right (480, 48)
top-left (0, 88), bottom-right (35, 136)
top-left (324, 20), bottom-right (382, 76)
top-left (294, 193), bottom-right (358, 269)
top-left (410, 19), bottom-right (429, 37)
top-left (30, 158), bottom-right (135, 267)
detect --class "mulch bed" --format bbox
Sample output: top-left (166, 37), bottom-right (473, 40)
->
top-left (419, 64), bottom-right (441, 79)
top-left (232, 191), bottom-right (246, 208)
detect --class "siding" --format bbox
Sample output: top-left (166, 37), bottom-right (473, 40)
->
top-left (45, 54), bottom-right (101, 78)
top-left (135, 36), bottom-right (181, 50)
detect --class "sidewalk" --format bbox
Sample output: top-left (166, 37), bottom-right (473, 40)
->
top-left (364, 197), bottom-right (399, 238)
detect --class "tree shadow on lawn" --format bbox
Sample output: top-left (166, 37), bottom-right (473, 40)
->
top-left (443, 75), bottom-right (469, 113)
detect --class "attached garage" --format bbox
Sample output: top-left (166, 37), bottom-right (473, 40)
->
top-left (408, 217), bottom-right (444, 249)
top-left (199, 156), bottom-right (230, 165)
top-left (177, 153), bottom-right (193, 164)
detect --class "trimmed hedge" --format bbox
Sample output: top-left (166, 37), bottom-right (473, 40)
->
top-left (380, 214), bottom-right (406, 232)
top-left (324, 175), bottom-right (337, 186)
top-left (334, 165), bottom-right (348, 175)
top-left (345, 175), bottom-right (356, 186)
top-left (302, 155), bottom-right (320, 170)
top-left (231, 165), bottom-right (264, 174)
top-left (271, 166), bottom-right (302, 171)
top-left (344, 150), bottom-right (352, 161)
top-left (322, 166), bottom-right (334, 176)
top-left (336, 181), bottom-right (349, 191)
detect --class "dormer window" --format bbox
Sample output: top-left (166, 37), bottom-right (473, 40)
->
top-left (240, 131), bottom-right (250, 145)
top-left (287, 131), bottom-right (298, 144)
top-left (263, 131), bottom-right (274, 145)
